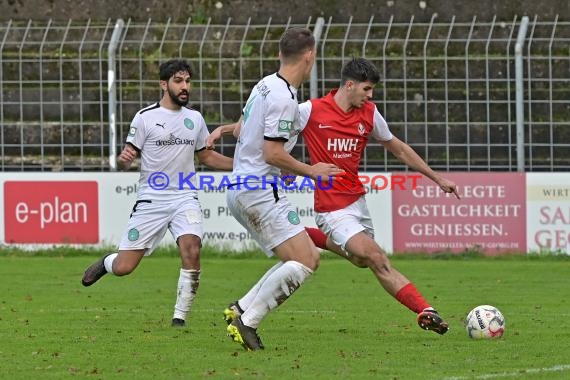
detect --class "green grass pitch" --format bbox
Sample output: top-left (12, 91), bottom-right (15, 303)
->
top-left (1, 251), bottom-right (569, 379)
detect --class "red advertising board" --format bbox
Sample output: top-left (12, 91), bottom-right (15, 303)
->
top-left (392, 173), bottom-right (526, 254)
top-left (4, 181), bottom-right (99, 243)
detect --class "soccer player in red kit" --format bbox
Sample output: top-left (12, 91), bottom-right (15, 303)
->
top-left (300, 58), bottom-right (459, 334)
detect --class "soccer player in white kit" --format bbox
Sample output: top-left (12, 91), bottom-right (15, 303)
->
top-left (81, 59), bottom-right (233, 328)
top-left (222, 27), bottom-right (341, 351)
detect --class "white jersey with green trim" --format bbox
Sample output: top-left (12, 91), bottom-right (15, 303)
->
top-left (230, 73), bottom-right (301, 183)
top-left (126, 103), bottom-right (209, 200)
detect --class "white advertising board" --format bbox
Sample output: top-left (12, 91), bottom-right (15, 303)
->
top-left (526, 173), bottom-right (570, 253)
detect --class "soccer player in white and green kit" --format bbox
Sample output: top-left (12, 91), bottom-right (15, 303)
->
top-left (223, 27), bottom-right (341, 350)
top-left (82, 59), bottom-right (233, 328)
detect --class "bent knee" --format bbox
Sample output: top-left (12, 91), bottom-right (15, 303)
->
top-left (303, 248), bottom-right (320, 271)
top-left (363, 251), bottom-right (390, 270)
top-left (112, 262), bottom-right (136, 276)
top-left (350, 257), bottom-right (368, 268)
top-left (180, 248), bottom-right (201, 268)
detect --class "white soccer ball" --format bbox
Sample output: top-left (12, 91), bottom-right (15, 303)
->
top-left (464, 305), bottom-right (505, 339)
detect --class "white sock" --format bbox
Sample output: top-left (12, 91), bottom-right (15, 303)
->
top-left (238, 261), bottom-right (284, 311)
top-left (103, 253), bottom-right (118, 274)
top-left (241, 261), bottom-right (313, 329)
top-left (173, 269), bottom-right (200, 321)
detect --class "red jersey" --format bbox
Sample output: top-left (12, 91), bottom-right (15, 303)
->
top-left (299, 89), bottom-right (392, 212)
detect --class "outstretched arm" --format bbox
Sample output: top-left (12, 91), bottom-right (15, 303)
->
top-left (206, 116), bottom-right (243, 149)
top-left (263, 140), bottom-right (342, 180)
top-left (196, 149), bottom-right (233, 171)
top-left (382, 136), bottom-right (460, 199)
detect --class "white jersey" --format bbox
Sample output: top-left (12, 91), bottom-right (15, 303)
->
top-left (126, 103), bottom-right (209, 200)
top-left (230, 73), bottom-right (301, 183)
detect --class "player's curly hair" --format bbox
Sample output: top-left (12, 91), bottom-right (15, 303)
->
top-left (159, 59), bottom-right (193, 81)
top-left (340, 58), bottom-right (380, 85)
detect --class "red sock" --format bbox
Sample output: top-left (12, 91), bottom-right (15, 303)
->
top-left (305, 227), bottom-right (327, 250)
top-left (395, 283), bottom-right (431, 314)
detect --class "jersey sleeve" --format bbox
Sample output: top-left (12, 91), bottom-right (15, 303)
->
top-left (126, 112), bottom-right (147, 150)
top-left (195, 114), bottom-right (209, 152)
top-left (264, 97), bottom-right (297, 142)
top-left (371, 106), bottom-right (393, 142)
top-left (298, 100), bottom-right (312, 132)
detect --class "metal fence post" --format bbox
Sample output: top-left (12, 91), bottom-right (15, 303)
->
top-left (310, 17), bottom-right (325, 99)
top-left (505, 16), bottom-right (518, 170)
top-left (526, 16), bottom-right (537, 170)
top-left (547, 15), bottom-right (559, 171)
top-left (218, 19), bottom-right (232, 123)
top-left (58, 20), bottom-right (72, 170)
top-left (238, 18), bottom-right (252, 108)
top-left (78, 20), bottom-right (91, 170)
top-left (108, 18), bottom-right (124, 171)
top-left (402, 16), bottom-right (414, 143)
top-left (515, 16), bottom-right (529, 172)
top-left (39, 20), bottom-right (52, 171)
top-left (464, 16), bottom-right (476, 171)
top-left (319, 17), bottom-right (332, 96)
top-left (0, 20), bottom-right (12, 171)
top-left (443, 16), bottom-right (455, 171)
top-left (484, 16), bottom-right (496, 171)
top-left (198, 18), bottom-right (212, 116)
top-left (18, 20), bottom-right (32, 170)
top-left (423, 14), bottom-right (437, 164)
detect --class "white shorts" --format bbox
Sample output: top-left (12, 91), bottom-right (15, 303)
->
top-left (226, 185), bottom-right (304, 257)
top-left (315, 196), bottom-right (374, 252)
top-left (118, 196), bottom-right (204, 256)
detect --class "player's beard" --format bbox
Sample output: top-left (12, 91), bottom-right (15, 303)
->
top-left (168, 86), bottom-right (189, 107)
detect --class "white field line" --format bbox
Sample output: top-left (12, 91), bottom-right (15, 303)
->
top-left (65, 308), bottom-right (338, 314)
top-left (444, 364), bottom-right (570, 380)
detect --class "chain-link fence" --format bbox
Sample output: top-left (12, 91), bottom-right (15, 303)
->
top-left (1, 16), bottom-right (569, 171)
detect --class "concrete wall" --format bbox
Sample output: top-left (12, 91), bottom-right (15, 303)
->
top-left (0, 0), bottom-right (566, 22)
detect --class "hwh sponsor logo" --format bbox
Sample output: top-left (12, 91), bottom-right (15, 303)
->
top-left (327, 138), bottom-right (358, 152)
